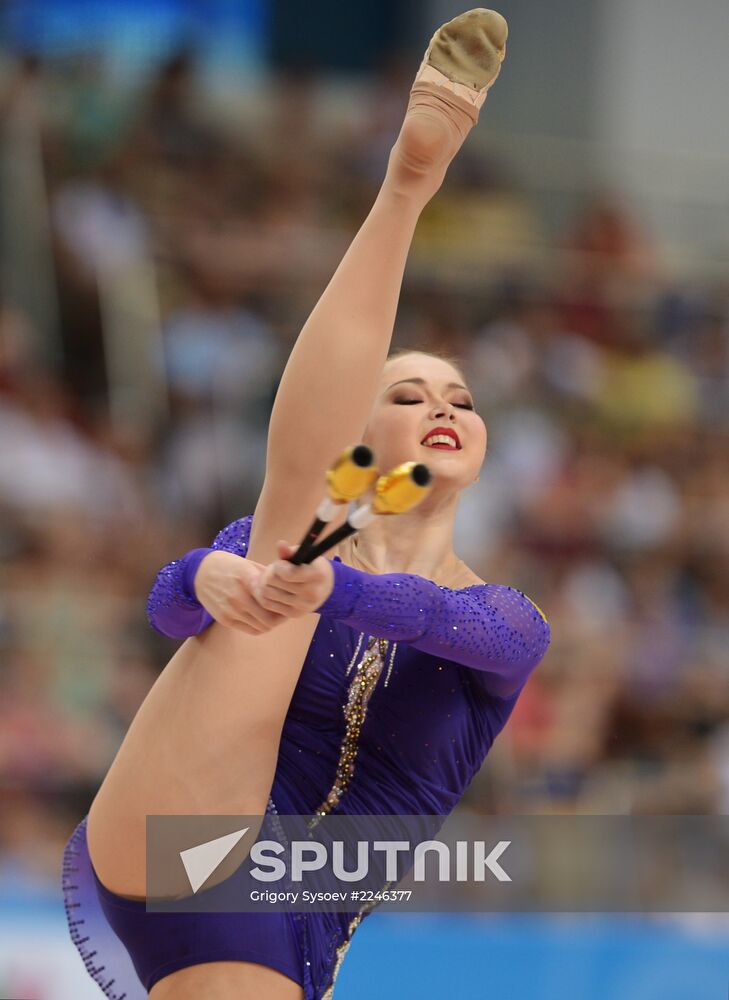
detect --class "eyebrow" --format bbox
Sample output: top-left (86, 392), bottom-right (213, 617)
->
top-left (385, 377), bottom-right (471, 393)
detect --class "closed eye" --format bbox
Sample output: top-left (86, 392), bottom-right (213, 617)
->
top-left (394, 397), bottom-right (475, 410)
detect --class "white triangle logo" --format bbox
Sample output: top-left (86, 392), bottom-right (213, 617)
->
top-left (179, 827), bottom-right (250, 894)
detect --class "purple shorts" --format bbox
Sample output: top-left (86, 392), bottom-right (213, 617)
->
top-left (62, 816), bottom-right (319, 999)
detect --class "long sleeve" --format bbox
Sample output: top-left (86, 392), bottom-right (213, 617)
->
top-left (146, 515), bottom-right (253, 638)
top-left (316, 559), bottom-right (550, 697)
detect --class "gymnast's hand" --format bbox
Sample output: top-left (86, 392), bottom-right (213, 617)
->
top-left (252, 541), bottom-right (335, 619)
top-left (194, 551), bottom-right (288, 635)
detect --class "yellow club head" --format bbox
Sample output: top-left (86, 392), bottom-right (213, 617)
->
top-left (325, 444), bottom-right (379, 502)
top-left (372, 461), bottom-right (432, 515)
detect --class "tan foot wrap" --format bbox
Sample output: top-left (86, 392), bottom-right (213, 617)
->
top-left (405, 80), bottom-right (480, 142)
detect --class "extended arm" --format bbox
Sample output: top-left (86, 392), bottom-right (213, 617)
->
top-left (315, 559), bottom-right (550, 698)
top-left (245, 9), bottom-right (508, 565)
top-left (146, 516), bottom-right (252, 638)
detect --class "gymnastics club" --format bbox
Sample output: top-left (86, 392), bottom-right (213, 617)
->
top-left (295, 461), bottom-right (432, 564)
top-left (289, 444), bottom-right (379, 565)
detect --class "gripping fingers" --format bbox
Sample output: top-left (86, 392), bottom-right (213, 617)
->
top-left (247, 602), bottom-right (287, 628)
top-left (238, 615), bottom-right (279, 635)
top-left (218, 597), bottom-right (285, 632)
top-left (255, 584), bottom-right (307, 616)
top-left (269, 558), bottom-right (320, 585)
top-left (253, 552), bottom-right (331, 616)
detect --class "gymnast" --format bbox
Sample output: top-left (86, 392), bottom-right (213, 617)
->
top-left (62, 10), bottom-right (550, 999)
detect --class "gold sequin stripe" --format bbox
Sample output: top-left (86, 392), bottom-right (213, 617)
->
top-left (320, 913), bottom-right (362, 1000)
top-left (321, 881), bottom-right (395, 999)
top-left (309, 634), bottom-right (397, 831)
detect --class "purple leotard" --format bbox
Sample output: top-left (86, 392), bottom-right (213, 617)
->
top-left (62, 514), bottom-right (549, 999)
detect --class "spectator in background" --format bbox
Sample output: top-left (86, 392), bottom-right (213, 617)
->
top-left (130, 50), bottom-right (220, 167)
top-left (159, 260), bottom-right (280, 520)
top-left (0, 32), bottom-right (728, 922)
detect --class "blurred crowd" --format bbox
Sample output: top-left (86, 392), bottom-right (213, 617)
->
top-left (1, 50), bottom-right (728, 892)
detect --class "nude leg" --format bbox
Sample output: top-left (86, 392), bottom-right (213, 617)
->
top-left (148, 960), bottom-right (304, 1000)
top-left (262, 13), bottom-right (509, 523)
top-left (87, 616), bottom-right (318, 897)
top-left (248, 16), bottom-right (507, 564)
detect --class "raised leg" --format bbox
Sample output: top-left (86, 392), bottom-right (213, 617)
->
top-left (250, 8), bottom-right (508, 565)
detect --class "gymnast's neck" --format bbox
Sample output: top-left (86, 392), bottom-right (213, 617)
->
top-left (335, 492), bottom-right (480, 589)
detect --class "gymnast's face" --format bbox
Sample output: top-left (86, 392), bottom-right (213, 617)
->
top-left (363, 354), bottom-right (487, 492)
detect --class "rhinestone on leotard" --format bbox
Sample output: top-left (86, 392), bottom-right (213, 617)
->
top-left (309, 634), bottom-right (397, 830)
top-left (320, 877), bottom-right (395, 998)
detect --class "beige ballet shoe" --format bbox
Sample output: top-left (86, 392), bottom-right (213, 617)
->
top-left (388, 10), bottom-right (508, 195)
top-left (409, 9), bottom-right (508, 139)
top-left (418, 8), bottom-right (508, 106)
